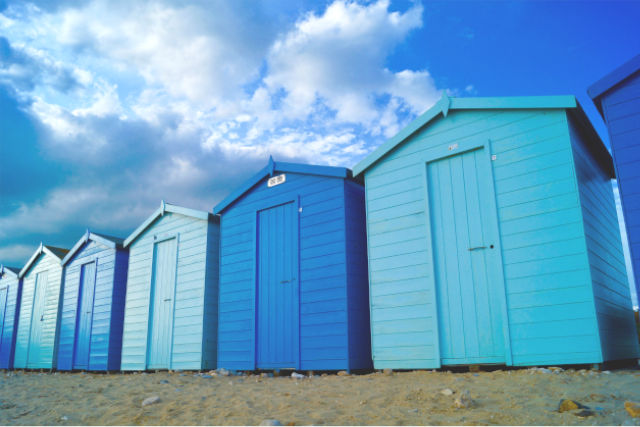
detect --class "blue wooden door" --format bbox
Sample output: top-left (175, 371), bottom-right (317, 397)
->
top-left (428, 148), bottom-right (506, 365)
top-left (147, 237), bottom-right (177, 369)
top-left (74, 261), bottom-right (96, 369)
top-left (0, 287), bottom-right (7, 350)
top-left (256, 202), bottom-right (299, 369)
top-left (28, 271), bottom-right (48, 367)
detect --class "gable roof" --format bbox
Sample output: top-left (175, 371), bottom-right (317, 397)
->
top-left (213, 157), bottom-right (353, 214)
top-left (0, 265), bottom-right (20, 279)
top-left (62, 230), bottom-right (125, 266)
top-left (124, 201), bottom-right (217, 248)
top-left (588, 54), bottom-right (640, 116)
top-left (352, 93), bottom-right (613, 177)
top-left (19, 243), bottom-right (69, 278)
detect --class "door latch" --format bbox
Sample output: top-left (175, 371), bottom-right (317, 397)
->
top-left (468, 246), bottom-right (487, 251)
top-left (164, 298), bottom-right (172, 302)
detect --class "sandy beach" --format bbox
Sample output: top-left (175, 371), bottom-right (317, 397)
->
top-left (0, 367), bottom-right (639, 425)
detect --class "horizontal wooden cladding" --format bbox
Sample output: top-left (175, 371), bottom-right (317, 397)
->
top-left (121, 211), bottom-right (214, 370)
top-left (0, 275), bottom-right (20, 368)
top-left (569, 112), bottom-right (640, 362)
top-left (14, 252), bottom-right (64, 369)
top-left (218, 172), bottom-right (363, 370)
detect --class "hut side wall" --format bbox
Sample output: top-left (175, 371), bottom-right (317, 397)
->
top-left (202, 220), bottom-right (220, 370)
top-left (599, 71), bottom-right (640, 301)
top-left (568, 114), bottom-right (640, 361)
top-left (14, 253), bottom-right (64, 369)
top-left (344, 180), bottom-right (373, 370)
top-left (218, 173), bottom-right (352, 370)
top-left (0, 275), bottom-right (21, 369)
top-left (121, 212), bottom-right (209, 370)
top-left (107, 248), bottom-right (129, 371)
top-left (364, 109), bottom-right (602, 369)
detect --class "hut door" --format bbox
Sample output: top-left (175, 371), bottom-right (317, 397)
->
top-left (147, 237), bottom-right (177, 369)
top-left (256, 201), bottom-right (299, 369)
top-left (428, 148), bottom-right (506, 365)
top-left (28, 271), bottom-right (48, 367)
top-left (74, 261), bottom-right (97, 369)
top-left (0, 287), bottom-right (7, 348)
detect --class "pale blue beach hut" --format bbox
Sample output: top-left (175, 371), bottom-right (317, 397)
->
top-left (57, 231), bottom-right (129, 371)
top-left (353, 94), bottom-right (640, 369)
top-left (0, 265), bottom-right (22, 369)
top-left (14, 244), bottom-right (69, 369)
top-left (120, 201), bottom-right (219, 371)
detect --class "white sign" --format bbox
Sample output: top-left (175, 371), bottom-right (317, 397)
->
top-left (268, 174), bottom-right (286, 187)
top-left (448, 143), bottom-right (458, 151)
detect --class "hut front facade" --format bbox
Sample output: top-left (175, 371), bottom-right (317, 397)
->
top-left (14, 244), bottom-right (69, 369)
top-left (214, 159), bottom-right (371, 371)
top-left (589, 54), bottom-right (640, 301)
top-left (353, 94), bottom-right (640, 369)
top-left (120, 202), bottom-right (219, 371)
top-left (58, 231), bottom-right (129, 371)
top-left (0, 266), bottom-right (22, 369)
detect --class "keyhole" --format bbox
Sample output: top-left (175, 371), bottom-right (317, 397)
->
top-left (490, 244), bottom-right (494, 249)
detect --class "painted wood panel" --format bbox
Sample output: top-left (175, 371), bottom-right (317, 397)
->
top-left (363, 106), bottom-right (608, 368)
top-left (121, 209), bottom-right (218, 371)
top-left (217, 166), bottom-right (371, 371)
top-left (568, 113), bottom-right (640, 361)
top-left (14, 249), bottom-right (65, 369)
top-left (598, 71), bottom-right (640, 302)
top-left (0, 270), bottom-right (21, 369)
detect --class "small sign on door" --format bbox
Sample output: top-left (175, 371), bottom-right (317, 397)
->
top-left (268, 174), bottom-right (286, 187)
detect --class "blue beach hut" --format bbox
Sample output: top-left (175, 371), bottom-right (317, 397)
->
top-left (57, 231), bottom-right (129, 371)
top-left (214, 159), bottom-right (371, 371)
top-left (14, 244), bottom-right (69, 369)
top-left (589, 54), bottom-right (640, 301)
top-left (120, 201), bottom-right (219, 371)
top-left (0, 265), bottom-right (23, 369)
top-left (353, 94), bottom-right (640, 369)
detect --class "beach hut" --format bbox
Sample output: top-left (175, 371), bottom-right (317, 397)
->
top-left (57, 231), bottom-right (129, 371)
top-left (120, 201), bottom-right (219, 371)
top-left (588, 54), bottom-right (640, 301)
top-left (14, 244), bottom-right (69, 369)
top-left (352, 94), bottom-right (640, 369)
top-left (0, 265), bottom-right (22, 369)
top-left (213, 159), bottom-right (371, 371)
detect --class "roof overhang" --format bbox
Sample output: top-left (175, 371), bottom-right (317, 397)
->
top-left (353, 93), bottom-right (589, 177)
top-left (213, 157), bottom-right (352, 214)
top-left (588, 54), bottom-right (640, 117)
top-left (0, 265), bottom-right (20, 280)
top-left (124, 201), bottom-right (215, 248)
top-left (62, 230), bottom-right (123, 265)
top-left (19, 243), bottom-right (66, 278)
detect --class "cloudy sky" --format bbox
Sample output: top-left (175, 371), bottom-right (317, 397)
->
top-left (1, 0), bottom-right (639, 300)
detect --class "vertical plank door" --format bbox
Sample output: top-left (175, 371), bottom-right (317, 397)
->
top-left (74, 261), bottom-right (97, 369)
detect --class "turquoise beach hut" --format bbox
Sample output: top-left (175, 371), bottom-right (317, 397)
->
top-left (14, 244), bottom-right (69, 369)
top-left (214, 159), bottom-right (371, 371)
top-left (120, 201), bottom-right (219, 371)
top-left (0, 265), bottom-right (22, 369)
top-left (353, 94), bottom-right (640, 369)
top-left (57, 231), bottom-right (129, 371)
top-left (588, 54), bottom-right (640, 301)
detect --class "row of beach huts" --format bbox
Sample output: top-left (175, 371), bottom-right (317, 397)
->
top-left (1, 56), bottom-right (640, 373)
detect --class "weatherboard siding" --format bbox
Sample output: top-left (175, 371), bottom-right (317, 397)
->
top-left (14, 253), bottom-right (64, 369)
top-left (201, 221), bottom-right (220, 370)
top-left (121, 212), bottom-right (216, 370)
top-left (58, 239), bottom-right (128, 371)
top-left (599, 71), bottom-right (640, 300)
top-left (568, 114), bottom-right (640, 362)
top-left (218, 171), bottom-right (370, 371)
top-left (365, 108), bottom-right (604, 368)
top-left (0, 274), bottom-right (21, 369)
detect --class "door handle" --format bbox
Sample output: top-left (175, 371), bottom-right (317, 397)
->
top-left (40, 315), bottom-right (44, 321)
top-left (280, 280), bottom-right (290, 284)
top-left (164, 298), bottom-right (172, 302)
top-left (468, 246), bottom-right (487, 251)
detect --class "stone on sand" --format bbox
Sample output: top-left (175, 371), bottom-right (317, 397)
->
top-left (625, 402), bottom-right (640, 418)
top-left (260, 419), bottom-right (282, 426)
top-left (383, 368), bottom-right (393, 376)
top-left (337, 371), bottom-right (349, 376)
top-left (141, 396), bottom-right (161, 407)
top-left (453, 390), bottom-right (474, 409)
top-left (558, 399), bottom-right (589, 413)
top-left (440, 388), bottom-right (454, 396)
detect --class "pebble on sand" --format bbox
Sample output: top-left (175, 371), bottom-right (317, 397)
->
top-left (141, 396), bottom-right (161, 407)
top-left (291, 372), bottom-right (305, 379)
top-left (625, 402), bottom-right (640, 418)
top-left (558, 399), bottom-right (589, 413)
top-left (337, 371), bottom-right (349, 376)
top-left (383, 368), bottom-right (393, 376)
top-left (454, 390), bottom-right (474, 409)
top-left (440, 388), bottom-right (454, 396)
top-left (259, 419), bottom-right (282, 426)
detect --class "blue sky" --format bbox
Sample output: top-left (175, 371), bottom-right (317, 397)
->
top-left (0, 0), bottom-right (639, 302)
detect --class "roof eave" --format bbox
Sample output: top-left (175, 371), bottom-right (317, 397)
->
top-left (588, 54), bottom-right (640, 115)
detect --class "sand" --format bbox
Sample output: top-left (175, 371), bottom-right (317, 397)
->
top-left (1, 368), bottom-right (639, 425)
